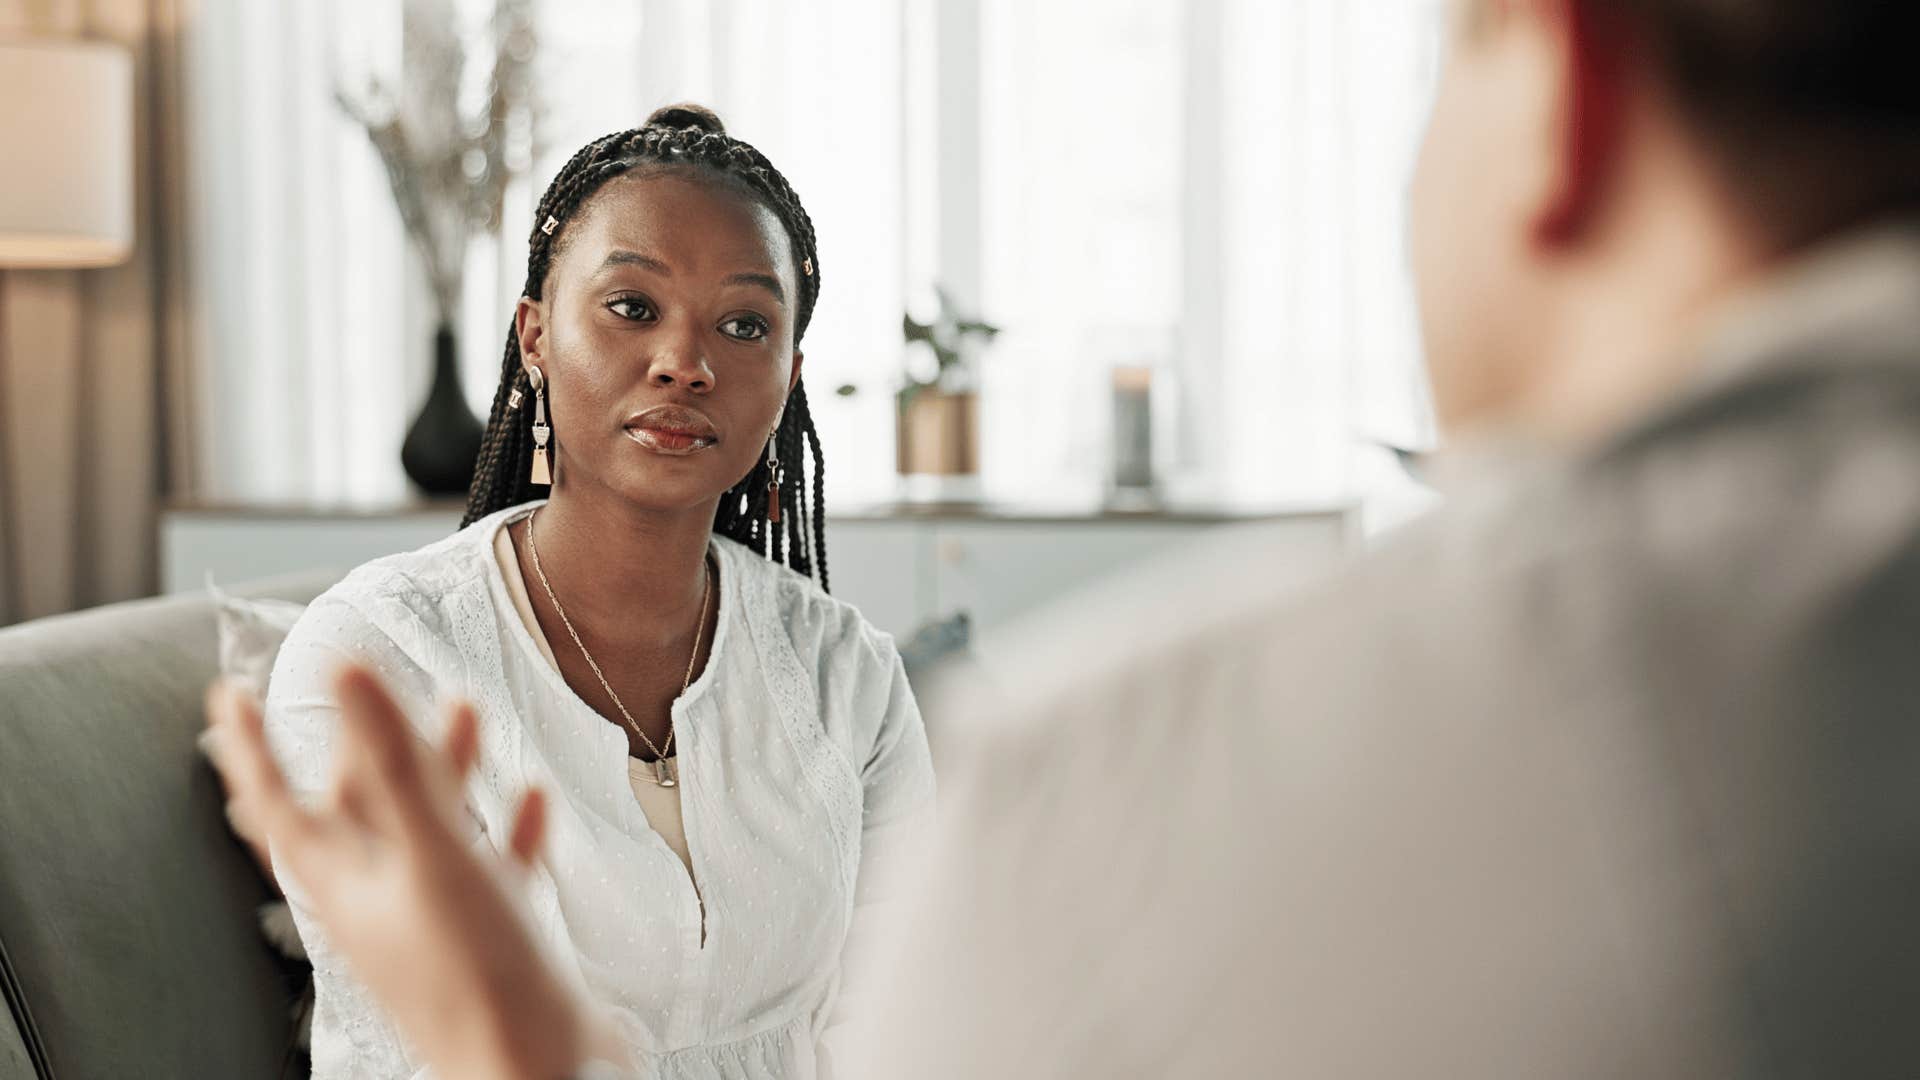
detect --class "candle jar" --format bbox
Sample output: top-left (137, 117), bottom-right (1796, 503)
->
top-left (1111, 364), bottom-right (1156, 496)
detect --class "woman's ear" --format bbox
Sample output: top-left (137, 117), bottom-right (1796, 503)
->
top-left (515, 297), bottom-right (547, 366)
top-left (788, 349), bottom-right (805, 393)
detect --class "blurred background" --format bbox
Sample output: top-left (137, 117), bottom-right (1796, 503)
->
top-left (0, 0), bottom-right (1445, 641)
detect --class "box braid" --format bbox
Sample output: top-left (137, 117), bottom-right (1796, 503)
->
top-left (460, 104), bottom-right (831, 591)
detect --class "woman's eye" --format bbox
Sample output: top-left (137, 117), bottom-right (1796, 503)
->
top-left (720, 316), bottom-right (770, 341)
top-left (607, 297), bottom-right (655, 321)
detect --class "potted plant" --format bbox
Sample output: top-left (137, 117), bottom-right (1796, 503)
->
top-left (839, 286), bottom-right (1000, 478)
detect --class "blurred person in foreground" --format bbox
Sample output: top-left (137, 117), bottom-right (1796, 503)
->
top-left (210, 0), bottom-right (1920, 1075)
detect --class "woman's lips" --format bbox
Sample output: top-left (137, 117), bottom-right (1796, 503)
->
top-left (626, 428), bottom-right (716, 455)
top-left (624, 405), bottom-right (719, 456)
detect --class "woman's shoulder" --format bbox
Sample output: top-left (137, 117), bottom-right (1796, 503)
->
top-left (714, 535), bottom-right (899, 670)
top-left (264, 511), bottom-right (525, 779)
top-left (296, 505), bottom-right (517, 641)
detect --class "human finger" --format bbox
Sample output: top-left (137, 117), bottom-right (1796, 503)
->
top-left (506, 787), bottom-right (548, 871)
top-left (204, 679), bottom-right (317, 851)
top-left (328, 664), bottom-right (428, 831)
top-left (442, 700), bottom-right (480, 785)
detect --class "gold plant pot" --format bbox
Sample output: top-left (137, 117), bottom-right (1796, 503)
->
top-left (896, 390), bottom-right (979, 476)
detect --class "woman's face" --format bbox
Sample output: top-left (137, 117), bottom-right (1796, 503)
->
top-left (516, 169), bottom-right (803, 514)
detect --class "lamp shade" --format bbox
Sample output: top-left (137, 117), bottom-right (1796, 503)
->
top-left (0, 39), bottom-right (134, 268)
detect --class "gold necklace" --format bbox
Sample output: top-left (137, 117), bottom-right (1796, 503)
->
top-left (526, 508), bottom-right (711, 788)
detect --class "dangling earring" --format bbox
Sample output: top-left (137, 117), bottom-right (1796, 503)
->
top-left (764, 413), bottom-right (784, 524)
top-left (528, 366), bottom-right (552, 486)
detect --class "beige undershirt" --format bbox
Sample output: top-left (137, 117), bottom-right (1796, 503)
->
top-left (492, 525), bottom-right (697, 880)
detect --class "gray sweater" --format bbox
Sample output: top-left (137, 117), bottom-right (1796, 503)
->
top-left (850, 221), bottom-right (1920, 1079)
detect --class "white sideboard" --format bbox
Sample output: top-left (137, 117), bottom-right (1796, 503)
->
top-left (161, 500), bottom-right (1355, 641)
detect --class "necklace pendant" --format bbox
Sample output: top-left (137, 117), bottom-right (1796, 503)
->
top-left (655, 758), bottom-right (677, 788)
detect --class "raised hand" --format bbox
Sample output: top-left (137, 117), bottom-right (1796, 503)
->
top-left (204, 665), bottom-right (598, 1080)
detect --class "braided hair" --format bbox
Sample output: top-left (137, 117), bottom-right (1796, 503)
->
top-left (461, 104), bottom-right (831, 591)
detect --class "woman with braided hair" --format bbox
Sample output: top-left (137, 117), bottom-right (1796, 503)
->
top-left (259, 104), bottom-right (934, 1078)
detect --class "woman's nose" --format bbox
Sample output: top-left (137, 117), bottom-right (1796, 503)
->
top-left (646, 325), bottom-right (714, 392)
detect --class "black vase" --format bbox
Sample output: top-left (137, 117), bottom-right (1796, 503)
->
top-left (400, 324), bottom-right (485, 496)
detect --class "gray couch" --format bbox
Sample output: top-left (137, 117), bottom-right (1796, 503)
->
top-left (0, 576), bottom-right (335, 1079)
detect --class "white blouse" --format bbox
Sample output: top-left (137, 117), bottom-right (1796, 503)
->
top-left (263, 502), bottom-right (935, 1079)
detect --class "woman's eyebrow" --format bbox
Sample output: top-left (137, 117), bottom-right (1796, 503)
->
top-left (727, 272), bottom-right (787, 306)
top-left (596, 249), bottom-right (672, 275)
top-left (595, 250), bottom-right (786, 307)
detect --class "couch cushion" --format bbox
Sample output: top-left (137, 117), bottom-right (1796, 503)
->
top-left (0, 575), bottom-right (335, 1079)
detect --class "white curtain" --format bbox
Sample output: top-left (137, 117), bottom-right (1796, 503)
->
top-left (181, 0), bottom-right (1436, 509)
top-left (185, 0), bottom-right (413, 504)
top-left (977, 0), bottom-right (1442, 506)
top-left (975, 0), bottom-right (1188, 503)
top-left (1213, 0), bottom-right (1443, 500)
